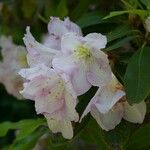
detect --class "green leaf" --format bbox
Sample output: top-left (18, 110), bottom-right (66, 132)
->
top-left (103, 10), bottom-right (148, 19)
top-left (0, 118), bottom-right (45, 140)
top-left (140, 0), bottom-right (150, 9)
top-left (21, 0), bottom-right (37, 19)
top-left (10, 128), bottom-right (46, 150)
top-left (76, 12), bottom-right (105, 28)
top-left (104, 121), bottom-right (132, 149)
top-left (71, 0), bottom-right (93, 20)
top-left (106, 35), bottom-right (136, 51)
top-left (107, 25), bottom-right (139, 42)
top-left (79, 117), bottom-right (108, 150)
top-left (124, 47), bottom-right (150, 104)
top-left (126, 123), bottom-right (150, 150)
top-left (57, 0), bottom-right (68, 18)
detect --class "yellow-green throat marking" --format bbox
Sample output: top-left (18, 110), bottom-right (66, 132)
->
top-left (74, 45), bottom-right (91, 59)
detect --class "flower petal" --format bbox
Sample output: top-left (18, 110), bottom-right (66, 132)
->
top-left (91, 103), bottom-right (123, 131)
top-left (48, 17), bottom-right (82, 37)
top-left (94, 87), bottom-right (125, 114)
top-left (53, 55), bottom-right (91, 96)
top-left (52, 55), bottom-right (78, 77)
top-left (64, 90), bottom-right (79, 121)
top-left (87, 59), bottom-right (112, 87)
top-left (61, 33), bottom-right (81, 55)
top-left (64, 17), bottom-right (82, 36)
top-left (44, 114), bottom-right (73, 139)
top-left (84, 33), bottom-right (107, 50)
top-left (71, 65), bottom-right (91, 96)
top-left (42, 34), bottom-right (61, 50)
top-left (23, 27), bottom-right (59, 67)
top-left (48, 17), bottom-right (69, 37)
top-left (123, 101), bottom-right (146, 123)
top-left (18, 64), bottom-right (56, 80)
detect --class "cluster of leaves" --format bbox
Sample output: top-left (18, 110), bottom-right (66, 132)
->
top-left (0, 0), bottom-right (150, 149)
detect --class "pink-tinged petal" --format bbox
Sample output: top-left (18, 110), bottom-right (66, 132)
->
top-left (94, 88), bottom-right (125, 114)
top-left (34, 78), bottom-right (65, 114)
top-left (64, 17), bottom-right (82, 36)
top-left (44, 114), bottom-right (73, 139)
top-left (61, 33), bottom-right (81, 55)
top-left (84, 33), bottom-right (107, 50)
top-left (64, 90), bottom-right (79, 122)
top-left (48, 17), bottom-right (69, 37)
top-left (42, 34), bottom-right (61, 50)
top-left (18, 64), bottom-right (56, 80)
top-left (53, 55), bottom-right (91, 96)
top-left (20, 76), bottom-right (46, 99)
top-left (48, 17), bottom-right (82, 38)
top-left (123, 101), bottom-right (146, 124)
top-left (35, 96), bottom-right (64, 115)
top-left (52, 55), bottom-right (78, 77)
top-left (23, 27), bottom-right (59, 67)
top-left (62, 73), bottom-right (77, 99)
top-left (91, 103), bottom-right (123, 131)
top-left (87, 59), bottom-right (112, 87)
top-left (71, 65), bottom-right (91, 96)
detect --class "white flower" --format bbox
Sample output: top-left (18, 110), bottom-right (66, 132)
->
top-left (0, 36), bottom-right (27, 99)
top-left (19, 64), bottom-right (79, 139)
top-left (24, 17), bottom-right (82, 67)
top-left (23, 27), bottom-right (59, 67)
top-left (45, 17), bottom-right (82, 50)
top-left (53, 32), bottom-right (112, 96)
top-left (80, 74), bottom-right (146, 131)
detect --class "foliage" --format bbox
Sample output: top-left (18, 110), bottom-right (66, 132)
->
top-left (0, 0), bottom-right (150, 149)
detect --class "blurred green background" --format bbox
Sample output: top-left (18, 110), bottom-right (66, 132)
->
top-left (0, 0), bottom-right (150, 149)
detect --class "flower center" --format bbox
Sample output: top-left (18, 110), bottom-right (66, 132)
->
top-left (17, 51), bottom-right (28, 67)
top-left (74, 45), bottom-right (91, 59)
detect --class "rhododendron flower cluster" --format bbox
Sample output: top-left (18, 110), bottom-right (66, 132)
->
top-left (0, 36), bottom-right (27, 99)
top-left (19, 17), bottom-right (146, 139)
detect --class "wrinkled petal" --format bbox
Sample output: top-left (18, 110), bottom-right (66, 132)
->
top-left (64, 17), bottom-right (82, 36)
top-left (94, 87), bottom-right (125, 114)
top-left (61, 33), bottom-right (81, 55)
top-left (48, 17), bottom-right (82, 37)
top-left (123, 101), bottom-right (146, 123)
top-left (53, 55), bottom-right (91, 96)
top-left (18, 64), bottom-right (56, 80)
top-left (52, 55), bottom-right (78, 77)
top-left (42, 34), bottom-right (61, 50)
top-left (44, 114), bottom-right (73, 139)
top-left (84, 33), bottom-right (107, 50)
top-left (71, 65), bottom-right (91, 96)
top-left (48, 17), bottom-right (70, 37)
top-left (23, 27), bottom-right (59, 67)
top-left (64, 90), bottom-right (79, 121)
top-left (87, 59), bottom-right (112, 87)
top-left (91, 103), bottom-right (123, 131)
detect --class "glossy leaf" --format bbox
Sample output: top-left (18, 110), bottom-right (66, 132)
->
top-left (140, 0), bottom-right (150, 9)
top-left (124, 47), bottom-right (150, 104)
top-left (57, 0), bottom-right (68, 18)
top-left (0, 118), bottom-right (45, 140)
top-left (126, 123), bottom-right (150, 150)
top-left (79, 117), bottom-right (108, 150)
top-left (104, 10), bottom-right (148, 19)
top-left (10, 128), bottom-right (46, 150)
top-left (106, 36), bottom-right (137, 51)
top-left (107, 25), bottom-right (139, 42)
